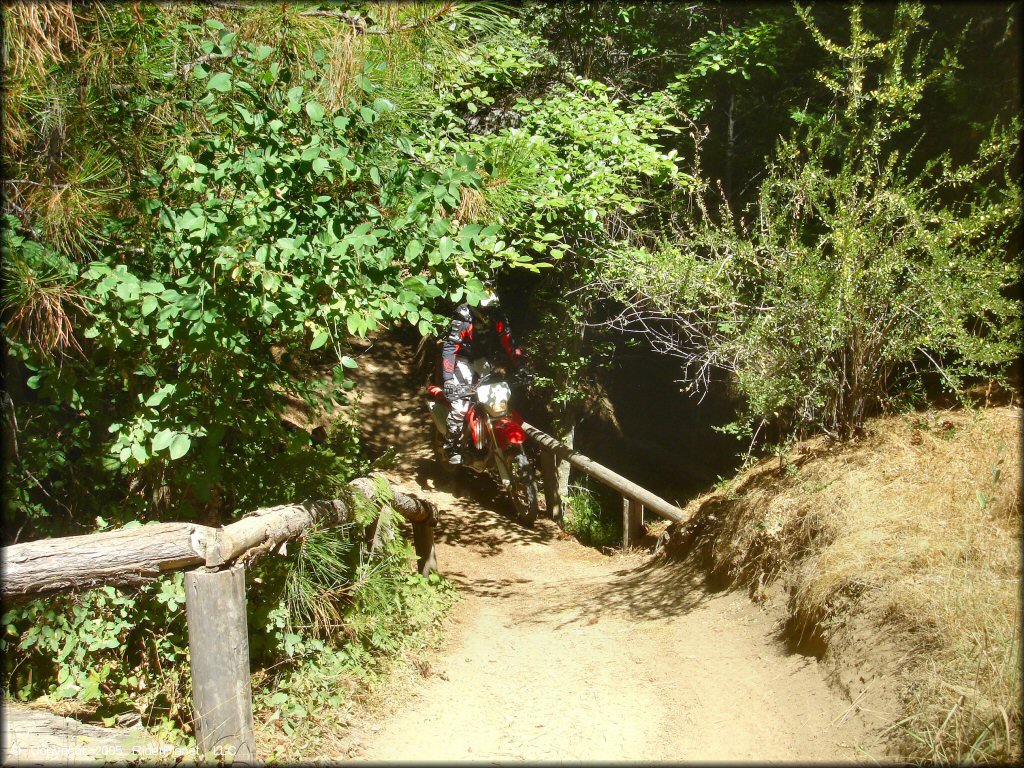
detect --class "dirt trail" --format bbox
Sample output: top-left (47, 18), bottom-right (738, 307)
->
top-left (345, 336), bottom-right (878, 762)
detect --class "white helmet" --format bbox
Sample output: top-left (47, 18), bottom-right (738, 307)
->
top-left (470, 288), bottom-right (499, 321)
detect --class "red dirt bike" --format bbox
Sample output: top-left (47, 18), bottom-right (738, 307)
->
top-left (426, 366), bottom-right (540, 527)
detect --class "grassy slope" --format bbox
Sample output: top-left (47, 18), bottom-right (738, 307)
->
top-left (659, 405), bottom-right (1021, 763)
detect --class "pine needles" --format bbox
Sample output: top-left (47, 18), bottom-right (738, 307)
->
top-left (1, 1), bottom-right (81, 80)
top-left (1, 250), bottom-right (90, 357)
top-left (285, 524), bottom-right (358, 638)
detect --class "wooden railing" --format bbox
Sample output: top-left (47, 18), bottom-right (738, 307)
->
top-left (523, 422), bottom-right (690, 549)
top-left (2, 425), bottom-right (690, 758)
top-left (0, 474), bottom-right (438, 760)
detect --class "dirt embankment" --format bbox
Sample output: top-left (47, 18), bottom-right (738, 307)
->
top-left (338, 335), bottom-right (883, 762)
top-left (657, 406), bottom-right (1022, 763)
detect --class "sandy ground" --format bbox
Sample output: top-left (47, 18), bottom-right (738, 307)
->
top-left (344, 337), bottom-right (880, 763)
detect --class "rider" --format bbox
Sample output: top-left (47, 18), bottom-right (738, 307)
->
top-left (439, 289), bottom-right (527, 465)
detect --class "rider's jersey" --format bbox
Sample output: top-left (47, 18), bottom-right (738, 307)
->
top-left (440, 303), bottom-right (523, 382)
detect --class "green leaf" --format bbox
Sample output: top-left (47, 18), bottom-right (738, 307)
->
top-left (81, 676), bottom-right (102, 702)
top-left (115, 281), bottom-right (140, 301)
top-left (305, 101), bottom-right (325, 122)
top-left (152, 430), bottom-right (175, 452)
top-left (254, 44), bottom-right (275, 61)
top-left (311, 157), bottom-right (330, 176)
top-left (131, 442), bottom-right (148, 463)
top-left (145, 386), bottom-right (172, 407)
top-left (340, 355), bottom-right (358, 369)
top-left (207, 72), bottom-right (232, 92)
top-left (310, 331), bottom-right (330, 350)
top-left (169, 434), bottom-right (191, 461)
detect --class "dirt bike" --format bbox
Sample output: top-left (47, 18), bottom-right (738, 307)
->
top-left (426, 365), bottom-right (540, 527)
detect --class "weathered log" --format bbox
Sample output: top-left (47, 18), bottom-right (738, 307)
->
top-left (522, 422), bottom-right (690, 526)
top-left (1, 522), bottom-right (215, 599)
top-left (204, 499), bottom-right (346, 567)
top-left (184, 567), bottom-right (255, 761)
top-left (349, 475), bottom-right (436, 523)
top-left (1, 475), bottom-right (439, 599)
top-left (412, 522), bottom-right (437, 577)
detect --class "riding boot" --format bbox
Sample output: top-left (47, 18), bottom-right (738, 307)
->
top-left (442, 432), bottom-right (462, 465)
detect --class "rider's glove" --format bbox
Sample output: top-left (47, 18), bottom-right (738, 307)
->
top-left (443, 379), bottom-right (461, 401)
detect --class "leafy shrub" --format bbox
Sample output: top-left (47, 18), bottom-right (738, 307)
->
top-left (1, 572), bottom-right (191, 737)
top-left (595, 3), bottom-right (1021, 444)
top-left (1, 5), bottom-right (526, 744)
top-left (565, 479), bottom-right (622, 548)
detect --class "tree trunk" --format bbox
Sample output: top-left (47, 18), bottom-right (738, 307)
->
top-left (725, 91), bottom-right (736, 203)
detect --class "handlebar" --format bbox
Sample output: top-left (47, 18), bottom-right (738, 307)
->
top-left (446, 371), bottom-right (532, 400)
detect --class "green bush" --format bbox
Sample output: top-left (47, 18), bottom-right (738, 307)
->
top-left (565, 480), bottom-right (622, 548)
top-left (1, 573), bottom-right (191, 738)
top-left (596, 3), bottom-right (1021, 444)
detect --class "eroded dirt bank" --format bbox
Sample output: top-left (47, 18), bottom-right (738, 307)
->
top-left (343, 337), bottom-right (882, 762)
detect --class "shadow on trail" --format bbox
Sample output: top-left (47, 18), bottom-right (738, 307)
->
top-left (442, 573), bottom-right (535, 599)
top-left (349, 337), bottom-right (426, 463)
top-left (431, 469), bottom-right (559, 554)
top-left (514, 557), bottom-right (718, 629)
top-left (352, 333), bottom-right (558, 556)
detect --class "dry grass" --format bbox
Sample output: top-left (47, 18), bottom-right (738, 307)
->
top-left (1, 1), bottom-right (81, 81)
top-left (667, 406), bottom-right (1022, 763)
top-left (455, 186), bottom-right (488, 224)
top-left (2, 258), bottom-right (91, 358)
top-left (324, 30), bottom-right (368, 110)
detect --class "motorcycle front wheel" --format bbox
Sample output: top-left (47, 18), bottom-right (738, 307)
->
top-left (508, 450), bottom-right (539, 527)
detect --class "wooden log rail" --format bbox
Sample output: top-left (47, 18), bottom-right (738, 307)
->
top-left (1, 475), bottom-right (437, 600)
top-left (522, 422), bottom-right (690, 549)
top-left (0, 473), bottom-right (438, 760)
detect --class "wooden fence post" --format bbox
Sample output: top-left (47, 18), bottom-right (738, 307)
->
top-left (411, 520), bottom-right (437, 577)
top-left (622, 497), bottom-right (643, 550)
top-left (540, 450), bottom-right (563, 527)
top-left (184, 566), bottom-right (255, 762)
